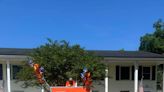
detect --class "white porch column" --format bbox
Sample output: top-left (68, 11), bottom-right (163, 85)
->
top-left (7, 61), bottom-right (11, 92)
top-left (134, 61), bottom-right (138, 92)
top-left (105, 68), bottom-right (108, 92)
top-left (41, 86), bottom-right (44, 92)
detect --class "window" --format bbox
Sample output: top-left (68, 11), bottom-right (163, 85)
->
top-left (132, 66), bottom-right (155, 80)
top-left (116, 65), bottom-right (156, 81)
top-left (120, 67), bottom-right (130, 80)
top-left (116, 66), bottom-right (130, 80)
top-left (143, 67), bottom-right (150, 80)
top-left (12, 65), bottom-right (22, 79)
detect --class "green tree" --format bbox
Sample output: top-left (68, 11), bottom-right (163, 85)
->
top-left (139, 19), bottom-right (164, 54)
top-left (17, 39), bottom-right (106, 88)
top-left (139, 19), bottom-right (164, 89)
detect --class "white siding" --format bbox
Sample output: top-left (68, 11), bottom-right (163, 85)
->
top-left (0, 63), bottom-right (40, 92)
top-left (11, 81), bottom-right (40, 92)
top-left (0, 60), bottom-right (158, 92)
top-left (108, 64), bottom-right (157, 92)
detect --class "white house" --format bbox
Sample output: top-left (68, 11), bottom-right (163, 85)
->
top-left (92, 50), bottom-right (164, 92)
top-left (0, 48), bottom-right (40, 92)
top-left (0, 48), bottom-right (164, 92)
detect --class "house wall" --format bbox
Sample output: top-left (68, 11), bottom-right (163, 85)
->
top-left (0, 62), bottom-right (41, 92)
top-left (108, 63), bottom-right (157, 92)
top-left (0, 81), bottom-right (41, 92)
top-left (92, 81), bottom-right (105, 92)
top-left (11, 81), bottom-right (41, 92)
top-left (0, 59), bottom-right (158, 92)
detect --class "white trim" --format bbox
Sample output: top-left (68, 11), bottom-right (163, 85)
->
top-left (104, 58), bottom-right (164, 63)
top-left (7, 61), bottom-right (11, 92)
top-left (0, 55), bottom-right (28, 62)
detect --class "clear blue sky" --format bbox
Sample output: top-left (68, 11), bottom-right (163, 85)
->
top-left (0, 0), bottom-right (164, 50)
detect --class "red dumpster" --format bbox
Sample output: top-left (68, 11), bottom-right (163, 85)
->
top-left (50, 86), bottom-right (90, 92)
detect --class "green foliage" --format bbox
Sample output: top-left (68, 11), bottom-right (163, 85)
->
top-left (139, 19), bottom-right (164, 90)
top-left (119, 48), bottom-right (125, 51)
top-left (17, 39), bottom-right (106, 87)
top-left (16, 62), bottom-right (40, 88)
top-left (139, 19), bottom-right (164, 54)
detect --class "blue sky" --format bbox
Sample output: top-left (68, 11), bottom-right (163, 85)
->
top-left (0, 0), bottom-right (164, 50)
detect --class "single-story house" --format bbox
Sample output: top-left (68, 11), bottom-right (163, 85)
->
top-left (0, 48), bottom-right (164, 92)
top-left (91, 50), bottom-right (164, 92)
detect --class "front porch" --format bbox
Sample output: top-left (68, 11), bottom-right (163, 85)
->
top-left (0, 49), bottom-right (163, 92)
top-left (103, 57), bottom-right (164, 92)
top-left (0, 55), bottom-right (41, 92)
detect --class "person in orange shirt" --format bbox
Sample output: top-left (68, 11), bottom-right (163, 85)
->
top-left (65, 78), bottom-right (76, 87)
top-left (33, 63), bottom-right (45, 84)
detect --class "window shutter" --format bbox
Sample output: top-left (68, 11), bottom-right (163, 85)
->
top-left (0, 64), bottom-right (3, 80)
top-left (138, 66), bottom-right (142, 80)
top-left (131, 66), bottom-right (134, 80)
top-left (116, 66), bottom-right (120, 80)
top-left (152, 66), bottom-right (156, 80)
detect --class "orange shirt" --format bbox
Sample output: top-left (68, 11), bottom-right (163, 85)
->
top-left (65, 80), bottom-right (76, 87)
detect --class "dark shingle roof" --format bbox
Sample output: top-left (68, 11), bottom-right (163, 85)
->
top-left (0, 48), bottom-right (33, 55)
top-left (89, 50), bottom-right (164, 58)
top-left (0, 48), bottom-right (164, 58)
